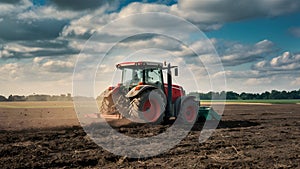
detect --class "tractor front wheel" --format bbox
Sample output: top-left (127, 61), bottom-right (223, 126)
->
top-left (99, 95), bottom-right (116, 115)
top-left (177, 98), bottom-right (198, 124)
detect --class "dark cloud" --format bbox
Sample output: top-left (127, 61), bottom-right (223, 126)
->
top-left (179, 0), bottom-right (300, 22)
top-left (0, 0), bottom-right (21, 4)
top-left (29, 48), bottom-right (79, 57)
top-left (64, 30), bottom-right (132, 42)
top-left (222, 55), bottom-right (263, 67)
top-left (124, 0), bottom-right (177, 6)
top-left (121, 33), bottom-right (157, 42)
top-left (49, 0), bottom-right (118, 11)
top-left (2, 47), bottom-right (79, 59)
top-left (19, 39), bottom-right (69, 48)
top-left (62, 29), bottom-right (94, 40)
top-left (216, 40), bottom-right (276, 67)
top-left (0, 19), bottom-right (67, 41)
top-left (1, 39), bottom-right (79, 59)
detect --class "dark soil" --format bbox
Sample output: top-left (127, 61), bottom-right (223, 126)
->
top-left (0, 104), bottom-right (299, 168)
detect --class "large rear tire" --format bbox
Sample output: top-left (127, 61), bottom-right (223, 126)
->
top-left (129, 89), bottom-right (166, 124)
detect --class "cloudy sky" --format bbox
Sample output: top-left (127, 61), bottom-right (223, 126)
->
top-left (1, 0), bottom-right (300, 97)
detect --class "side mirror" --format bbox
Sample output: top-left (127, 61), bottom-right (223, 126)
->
top-left (174, 68), bottom-right (178, 76)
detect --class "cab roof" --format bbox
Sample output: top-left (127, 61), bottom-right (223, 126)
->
top-left (116, 61), bottom-right (163, 69)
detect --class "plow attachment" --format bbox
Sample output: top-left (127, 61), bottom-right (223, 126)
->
top-left (198, 106), bottom-right (221, 121)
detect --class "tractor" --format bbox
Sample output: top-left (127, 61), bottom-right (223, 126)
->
top-left (98, 61), bottom-right (220, 124)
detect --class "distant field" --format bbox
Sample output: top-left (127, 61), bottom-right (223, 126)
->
top-left (0, 101), bottom-right (74, 108)
top-left (0, 101), bottom-right (104, 109)
top-left (202, 99), bottom-right (300, 104)
top-left (0, 100), bottom-right (299, 109)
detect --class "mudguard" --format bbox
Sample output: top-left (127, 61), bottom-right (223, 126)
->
top-left (102, 86), bottom-right (119, 98)
top-left (126, 85), bottom-right (158, 98)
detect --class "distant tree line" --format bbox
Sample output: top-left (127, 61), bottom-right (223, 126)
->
top-left (188, 89), bottom-right (300, 100)
top-left (1, 89), bottom-right (300, 101)
top-left (0, 93), bottom-right (72, 102)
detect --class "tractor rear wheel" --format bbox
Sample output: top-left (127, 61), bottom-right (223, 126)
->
top-left (129, 89), bottom-right (166, 124)
top-left (177, 98), bottom-right (198, 124)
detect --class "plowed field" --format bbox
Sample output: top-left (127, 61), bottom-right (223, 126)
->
top-left (0, 103), bottom-right (299, 168)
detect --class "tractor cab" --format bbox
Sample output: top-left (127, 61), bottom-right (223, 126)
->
top-left (116, 62), bottom-right (164, 91)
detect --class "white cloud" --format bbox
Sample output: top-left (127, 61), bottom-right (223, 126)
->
top-left (61, 2), bottom-right (223, 39)
top-left (0, 49), bottom-right (13, 58)
top-left (118, 34), bottom-right (185, 52)
top-left (213, 70), bottom-right (261, 79)
top-left (0, 3), bottom-right (15, 16)
top-left (254, 51), bottom-right (300, 71)
top-left (0, 57), bottom-right (76, 82)
top-left (33, 57), bottom-right (44, 63)
top-left (214, 50), bottom-right (300, 93)
top-left (119, 2), bottom-right (171, 17)
top-left (0, 63), bottom-right (20, 80)
top-left (0, 0), bottom-right (299, 95)
top-left (3, 43), bottom-right (43, 53)
top-left (244, 78), bottom-right (271, 86)
top-left (291, 77), bottom-right (300, 86)
top-left (59, 1), bottom-right (296, 73)
top-left (220, 39), bottom-right (275, 66)
top-left (254, 60), bottom-right (267, 69)
top-left (0, 0), bottom-right (32, 17)
top-left (0, 56), bottom-right (78, 96)
top-left (41, 60), bottom-right (74, 72)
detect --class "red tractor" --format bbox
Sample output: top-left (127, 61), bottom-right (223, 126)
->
top-left (98, 61), bottom-right (220, 124)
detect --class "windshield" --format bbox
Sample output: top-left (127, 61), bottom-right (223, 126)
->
top-left (121, 68), bottom-right (163, 88)
top-left (122, 68), bottom-right (143, 86)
